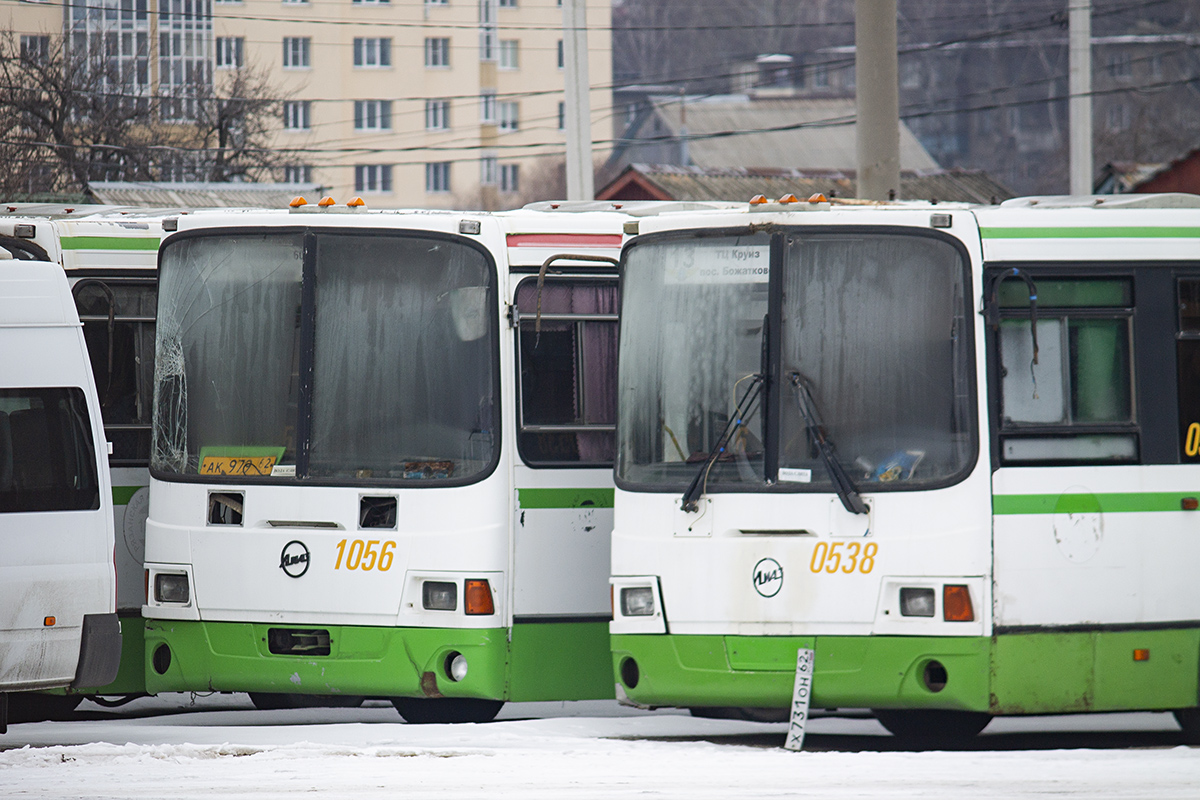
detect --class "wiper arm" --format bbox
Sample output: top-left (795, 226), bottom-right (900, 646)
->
top-left (788, 372), bottom-right (868, 515)
top-left (680, 374), bottom-right (764, 513)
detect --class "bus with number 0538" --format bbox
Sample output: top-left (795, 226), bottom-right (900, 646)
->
top-left (141, 199), bottom-right (698, 721)
top-left (609, 192), bottom-right (1200, 743)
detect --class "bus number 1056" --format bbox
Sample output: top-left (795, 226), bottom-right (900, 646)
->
top-left (334, 539), bottom-right (396, 571)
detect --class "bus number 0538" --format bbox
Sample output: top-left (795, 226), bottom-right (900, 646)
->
top-left (809, 541), bottom-right (877, 574)
top-left (334, 539), bottom-right (396, 571)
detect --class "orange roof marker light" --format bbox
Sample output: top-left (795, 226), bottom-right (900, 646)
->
top-left (289, 196), bottom-right (308, 208)
top-left (808, 193), bottom-right (829, 204)
top-left (749, 194), bottom-right (769, 205)
top-left (777, 193), bottom-right (799, 204)
top-left (318, 196), bottom-right (336, 207)
top-left (347, 197), bottom-right (366, 208)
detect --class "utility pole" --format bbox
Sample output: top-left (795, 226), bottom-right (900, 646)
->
top-left (562, 0), bottom-right (594, 200)
top-left (1069, 0), bottom-right (1093, 195)
top-left (855, 0), bottom-right (900, 201)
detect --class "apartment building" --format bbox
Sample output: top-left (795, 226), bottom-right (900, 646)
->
top-left (4, 0), bottom-right (613, 208)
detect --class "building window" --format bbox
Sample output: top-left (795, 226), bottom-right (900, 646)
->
top-left (995, 275), bottom-right (1136, 464)
top-left (426, 0), bottom-right (447, 5)
top-left (1150, 54), bottom-right (1164, 79)
top-left (425, 99), bottom-right (450, 130)
top-left (283, 165), bottom-right (313, 184)
top-left (19, 35), bottom-right (50, 64)
top-left (480, 90), bottom-right (496, 124)
top-left (500, 163), bottom-right (519, 193)
top-left (499, 0), bottom-right (515, 6)
top-left (282, 0), bottom-right (307, 4)
top-left (352, 0), bottom-right (390, 4)
top-left (354, 100), bottom-right (393, 130)
top-left (354, 38), bottom-right (391, 68)
top-left (557, 39), bottom-right (563, 69)
top-left (811, 63), bottom-right (829, 89)
top-left (558, 101), bottom-right (565, 131)
top-left (425, 37), bottom-right (450, 67)
top-left (900, 60), bottom-right (921, 89)
top-left (355, 164), bottom-right (393, 193)
top-left (215, 37), bottom-right (244, 69)
top-left (283, 37), bottom-right (310, 68)
top-left (479, 0), bottom-right (497, 61)
top-left (498, 100), bottom-right (518, 132)
top-left (1107, 103), bottom-right (1130, 132)
top-left (514, 278), bottom-right (618, 465)
top-left (480, 155), bottom-right (498, 186)
top-left (499, 39), bottom-right (518, 69)
top-left (426, 162), bottom-right (451, 193)
top-left (1107, 53), bottom-right (1132, 79)
top-left (283, 100), bottom-right (311, 130)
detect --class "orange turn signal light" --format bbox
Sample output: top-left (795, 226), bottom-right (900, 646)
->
top-left (749, 194), bottom-right (768, 205)
top-left (1182, 497), bottom-right (1198, 511)
top-left (1134, 648), bottom-right (1150, 661)
top-left (318, 196), bottom-right (336, 207)
top-left (465, 579), bottom-right (495, 615)
top-left (942, 585), bottom-right (975, 622)
top-left (289, 196), bottom-right (307, 208)
top-left (44, 616), bottom-right (56, 627)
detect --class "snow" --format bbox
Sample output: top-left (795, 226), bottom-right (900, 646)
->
top-left (2, 696), bottom-right (1198, 799)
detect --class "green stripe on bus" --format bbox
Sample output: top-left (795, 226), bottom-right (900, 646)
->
top-left (517, 488), bottom-right (614, 509)
top-left (980, 226), bottom-right (1200, 240)
top-left (994, 492), bottom-right (1194, 515)
top-left (60, 236), bottom-right (160, 251)
top-left (112, 485), bottom-right (142, 506)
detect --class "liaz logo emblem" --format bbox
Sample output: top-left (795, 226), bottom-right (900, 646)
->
top-left (753, 557), bottom-right (783, 597)
top-left (280, 540), bottom-right (310, 578)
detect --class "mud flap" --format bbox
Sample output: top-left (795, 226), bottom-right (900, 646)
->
top-left (71, 613), bottom-right (122, 689)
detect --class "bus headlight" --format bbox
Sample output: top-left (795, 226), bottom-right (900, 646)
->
top-left (620, 586), bottom-right (656, 617)
top-left (899, 587), bottom-right (935, 617)
top-left (446, 652), bottom-right (468, 682)
top-left (155, 573), bottom-right (190, 605)
top-left (423, 581), bottom-right (457, 611)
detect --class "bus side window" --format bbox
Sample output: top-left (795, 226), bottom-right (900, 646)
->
top-left (514, 278), bottom-right (618, 466)
top-left (1177, 279), bottom-right (1200, 462)
top-left (72, 280), bottom-right (157, 466)
top-left (995, 275), bottom-right (1137, 464)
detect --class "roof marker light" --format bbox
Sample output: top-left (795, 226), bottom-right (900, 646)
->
top-left (289, 196), bottom-right (308, 208)
top-left (749, 194), bottom-right (768, 205)
top-left (318, 196), bottom-right (336, 207)
top-left (808, 193), bottom-right (828, 203)
top-left (347, 197), bottom-right (366, 207)
top-left (777, 193), bottom-right (799, 204)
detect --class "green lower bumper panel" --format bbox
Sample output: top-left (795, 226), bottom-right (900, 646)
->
top-left (612, 628), bottom-right (1200, 715)
top-left (145, 620), bottom-right (509, 700)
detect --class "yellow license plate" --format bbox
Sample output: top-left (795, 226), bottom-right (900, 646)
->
top-left (199, 455), bottom-right (278, 476)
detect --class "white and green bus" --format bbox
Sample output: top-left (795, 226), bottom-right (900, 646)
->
top-left (142, 201), bottom-right (640, 721)
top-left (0, 207), bottom-right (166, 712)
top-left (609, 193), bottom-right (1200, 742)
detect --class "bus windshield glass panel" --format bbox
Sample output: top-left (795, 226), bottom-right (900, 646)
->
top-left (617, 231), bottom-right (973, 491)
top-left (0, 387), bottom-right (100, 512)
top-left (153, 231), bottom-right (498, 484)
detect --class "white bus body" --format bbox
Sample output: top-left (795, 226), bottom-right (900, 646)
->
top-left (609, 194), bottom-right (1200, 741)
top-left (142, 203), bottom-right (637, 720)
top-left (0, 260), bottom-right (119, 732)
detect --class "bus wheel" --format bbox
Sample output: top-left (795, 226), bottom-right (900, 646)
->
top-left (7, 693), bottom-right (84, 723)
top-left (391, 697), bottom-right (504, 724)
top-left (1173, 708), bottom-right (1200, 743)
top-left (872, 709), bottom-right (991, 747)
top-left (248, 693), bottom-right (365, 710)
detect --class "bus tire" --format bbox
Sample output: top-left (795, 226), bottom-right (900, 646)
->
top-left (248, 693), bottom-right (365, 710)
top-left (1173, 708), bottom-right (1200, 743)
top-left (872, 709), bottom-right (991, 746)
top-left (6, 693), bottom-right (84, 723)
top-left (391, 697), bottom-right (504, 724)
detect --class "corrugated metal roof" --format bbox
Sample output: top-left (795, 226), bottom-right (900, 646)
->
top-left (86, 182), bottom-right (323, 209)
top-left (600, 165), bottom-right (1014, 204)
top-left (640, 96), bottom-right (939, 171)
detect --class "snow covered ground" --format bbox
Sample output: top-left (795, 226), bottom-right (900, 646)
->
top-left (2, 696), bottom-right (1198, 799)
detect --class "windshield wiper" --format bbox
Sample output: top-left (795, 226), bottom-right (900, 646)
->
top-left (680, 374), bottom-right (764, 513)
top-left (788, 372), bottom-right (868, 515)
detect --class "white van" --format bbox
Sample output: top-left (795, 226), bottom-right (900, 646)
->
top-left (0, 259), bottom-right (119, 733)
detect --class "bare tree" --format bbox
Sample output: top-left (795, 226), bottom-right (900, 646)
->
top-left (0, 32), bottom-right (290, 199)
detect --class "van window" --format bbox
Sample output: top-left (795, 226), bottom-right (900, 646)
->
top-left (0, 387), bottom-right (100, 512)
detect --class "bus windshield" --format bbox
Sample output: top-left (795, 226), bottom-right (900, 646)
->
top-left (152, 230), bottom-right (499, 486)
top-left (617, 230), bottom-right (975, 493)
